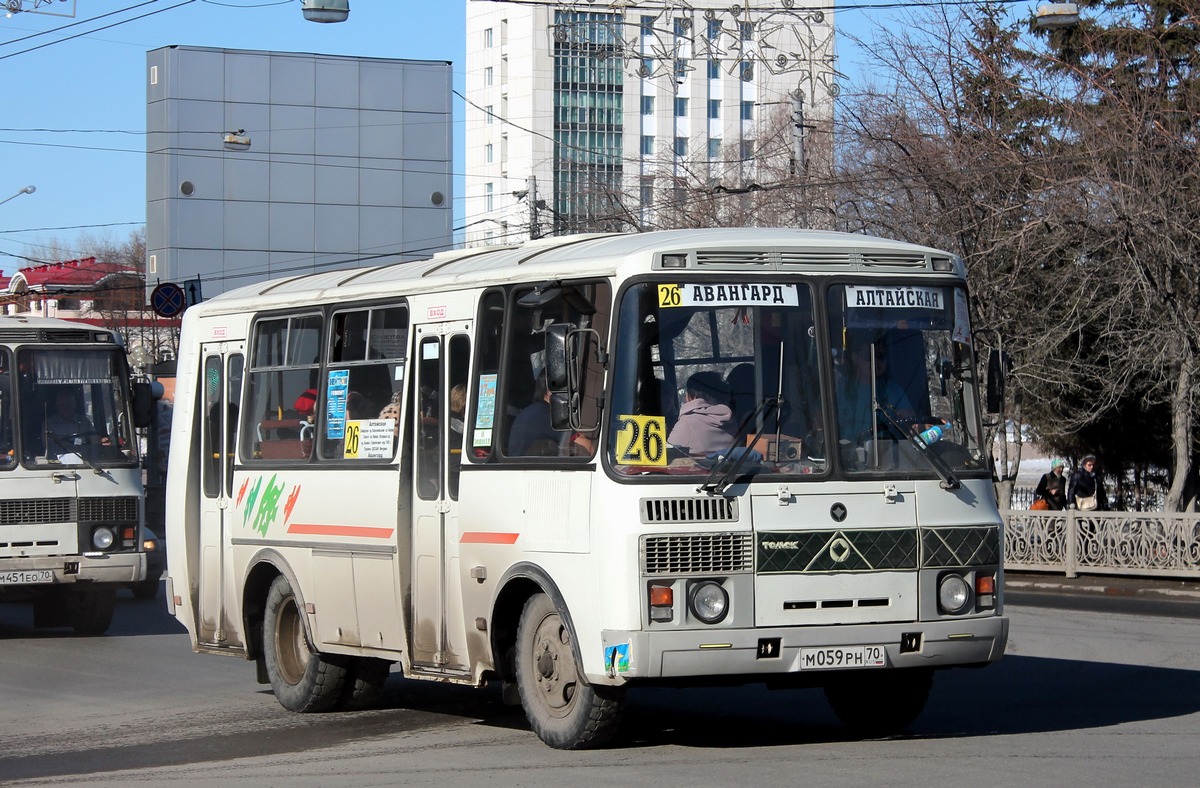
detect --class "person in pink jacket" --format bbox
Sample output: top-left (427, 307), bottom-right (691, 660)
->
top-left (667, 371), bottom-right (734, 457)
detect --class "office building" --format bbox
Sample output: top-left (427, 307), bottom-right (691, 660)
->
top-left (464, 1), bottom-right (836, 245)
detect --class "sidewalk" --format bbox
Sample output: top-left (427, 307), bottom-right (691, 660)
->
top-left (1005, 571), bottom-right (1200, 602)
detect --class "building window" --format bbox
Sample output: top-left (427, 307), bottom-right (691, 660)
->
top-left (641, 135), bottom-right (655, 156)
top-left (675, 97), bottom-right (688, 117)
top-left (641, 57), bottom-right (654, 76)
top-left (641, 95), bottom-right (654, 115)
top-left (485, 143), bottom-right (493, 164)
top-left (708, 99), bottom-right (719, 119)
top-left (739, 61), bottom-right (754, 82)
top-left (485, 182), bottom-right (494, 212)
top-left (707, 138), bottom-right (721, 159)
top-left (484, 27), bottom-right (493, 48)
top-left (674, 136), bottom-right (687, 157)
top-left (485, 104), bottom-right (494, 125)
top-left (708, 59), bottom-right (720, 79)
top-left (674, 17), bottom-right (689, 37)
top-left (641, 15), bottom-right (655, 37)
top-left (674, 59), bottom-right (688, 80)
top-left (640, 178), bottom-right (653, 206)
top-left (740, 20), bottom-right (753, 40)
top-left (739, 140), bottom-right (753, 160)
top-left (707, 19), bottom-right (721, 39)
top-left (740, 100), bottom-right (753, 121)
top-left (485, 66), bottom-right (493, 86)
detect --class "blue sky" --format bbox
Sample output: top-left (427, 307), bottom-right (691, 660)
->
top-left (0, 1), bottom-right (1039, 277)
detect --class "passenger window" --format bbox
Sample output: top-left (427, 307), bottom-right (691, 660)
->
top-left (242, 314), bottom-right (322, 462)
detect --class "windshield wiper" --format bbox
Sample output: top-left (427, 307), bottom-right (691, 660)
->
top-left (698, 395), bottom-right (780, 496)
top-left (874, 405), bottom-right (960, 490)
top-left (47, 432), bottom-right (114, 480)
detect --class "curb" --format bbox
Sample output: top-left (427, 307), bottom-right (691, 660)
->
top-left (1005, 578), bottom-right (1200, 602)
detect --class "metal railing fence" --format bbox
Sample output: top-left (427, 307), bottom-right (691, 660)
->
top-left (1003, 510), bottom-right (1200, 579)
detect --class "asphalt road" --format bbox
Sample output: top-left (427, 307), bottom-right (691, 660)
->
top-left (2, 581), bottom-right (1199, 786)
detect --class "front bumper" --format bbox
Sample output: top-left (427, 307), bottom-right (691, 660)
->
top-left (600, 614), bottom-right (1008, 683)
top-left (0, 552), bottom-right (146, 586)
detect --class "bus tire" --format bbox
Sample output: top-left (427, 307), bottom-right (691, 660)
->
top-left (263, 575), bottom-right (347, 713)
top-left (823, 667), bottom-right (933, 736)
top-left (337, 658), bottom-right (392, 710)
top-left (515, 593), bottom-right (624, 749)
top-left (67, 586), bottom-right (116, 636)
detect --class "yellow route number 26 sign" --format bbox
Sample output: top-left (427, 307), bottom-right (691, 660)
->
top-left (615, 414), bottom-right (667, 466)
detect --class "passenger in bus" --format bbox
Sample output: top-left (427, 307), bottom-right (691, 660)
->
top-left (508, 374), bottom-right (591, 456)
top-left (666, 371), bottom-right (734, 457)
top-left (449, 384), bottom-right (467, 439)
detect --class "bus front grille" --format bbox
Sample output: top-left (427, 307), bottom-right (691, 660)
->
top-left (640, 496), bottom-right (738, 524)
top-left (0, 498), bottom-right (74, 525)
top-left (79, 497), bottom-right (139, 523)
top-left (641, 533), bottom-right (753, 575)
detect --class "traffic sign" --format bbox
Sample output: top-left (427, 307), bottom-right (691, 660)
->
top-left (151, 282), bottom-right (186, 318)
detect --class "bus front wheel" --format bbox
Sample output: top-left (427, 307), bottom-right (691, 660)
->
top-left (67, 586), bottom-right (116, 635)
top-left (823, 667), bottom-right (933, 736)
top-left (263, 575), bottom-right (347, 712)
top-left (515, 593), bottom-right (624, 749)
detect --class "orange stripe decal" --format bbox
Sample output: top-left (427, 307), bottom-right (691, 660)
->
top-left (287, 523), bottom-right (395, 539)
top-left (460, 532), bottom-right (519, 544)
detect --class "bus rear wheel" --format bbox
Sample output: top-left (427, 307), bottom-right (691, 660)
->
top-left (337, 657), bottom-right (392, 710)
top-left (263, 575), bottom-right (347, 712)
top-left (823, 667), bottom-right (933, 737)
top-left (515, 593), bottom-right (624, 749)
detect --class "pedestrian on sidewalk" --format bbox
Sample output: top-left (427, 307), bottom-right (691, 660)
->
top-left (1035, 458), bottom-right (1068, 510)
top-left (1068, 454), bottom-right (1108, 511)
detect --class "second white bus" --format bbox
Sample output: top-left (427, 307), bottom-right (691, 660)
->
top-left (166, 228), bottom-right (1008, 748)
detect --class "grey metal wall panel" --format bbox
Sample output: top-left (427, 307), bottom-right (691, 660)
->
top-left (269, 54), bottom-right (316, 106)
top-left (315, 58), bottom-right (360, 109)
top-left (175, 49), bottom-right (226, 102)
top-left (147, 46), bottom-right (452, 298)
top-left (225, 53), bottom-right (270, 104)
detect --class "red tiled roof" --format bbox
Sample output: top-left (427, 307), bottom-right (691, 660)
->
top-left (12, 257), bottom-right (139, 289)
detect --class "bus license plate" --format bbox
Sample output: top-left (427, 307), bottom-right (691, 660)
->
top-left (800, 645), bottom-right (886, 670)
top-left (0, 569), bottom-right (54, 585)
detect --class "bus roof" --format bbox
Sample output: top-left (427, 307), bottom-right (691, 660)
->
top-left (199, 228), bottom-right (961, 315)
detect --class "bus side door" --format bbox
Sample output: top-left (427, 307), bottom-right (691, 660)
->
top-left (409, 325), bottom-right (471, 673)
top-left (197, 344), bottom-right (244, 647)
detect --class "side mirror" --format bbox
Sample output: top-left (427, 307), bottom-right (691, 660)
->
top-left (549, 392), bottom-right (572, 430)
top-left (544, 323), bottom-right (572, 394)
top-left (132, 382), bottom-right (154, 429)
top-left (986, 349), bottom-right (1009, 414)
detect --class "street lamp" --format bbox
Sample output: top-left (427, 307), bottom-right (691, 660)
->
top-left (301, 0), bottom-right (348, 23)
top-left (0, 184), bottom-right (36, 207)
top-left (1035, 3), bottom-right (1081, 29)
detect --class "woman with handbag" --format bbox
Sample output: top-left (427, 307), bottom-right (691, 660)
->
top-left (1068, 454), bottom-right (1108, 511)
top-left (1033, 458), bottom-right (1068, 510)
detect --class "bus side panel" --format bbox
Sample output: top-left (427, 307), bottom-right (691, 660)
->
top-left (165, 311), bottom-right (205, 644)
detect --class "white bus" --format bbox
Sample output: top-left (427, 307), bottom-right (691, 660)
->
top-left (0, 315), bottom-right (152, 634)
top-left (165, 229), bottom-right (1008, 748)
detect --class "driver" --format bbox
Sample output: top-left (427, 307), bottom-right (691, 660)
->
top-left (45, 388), bottom-right (93, 459)
top-left (836, 345), bottom-right (915, 444)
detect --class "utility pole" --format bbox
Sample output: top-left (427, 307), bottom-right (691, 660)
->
top-left (790, 89), bottom-right (806, 176)
top-left (527, 176), bottom-right (542, 239)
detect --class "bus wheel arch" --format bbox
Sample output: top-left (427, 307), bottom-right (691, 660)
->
top-left (492, 564), bottom-right (624, 749)
top-left (490, 565), bottom-right (575, 686)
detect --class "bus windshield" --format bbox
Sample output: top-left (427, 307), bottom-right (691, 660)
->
top-left (17, 348), bottom-right (138, 469)
top-left (606, 280), bottom-right (988, 479)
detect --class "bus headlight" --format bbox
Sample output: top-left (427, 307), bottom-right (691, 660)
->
top-left (688, 580), bottom-right (729, 624)
top-left (92, 526), bottom-right (116, 550)
top-left (938, 573), bottom-right (972, 614)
